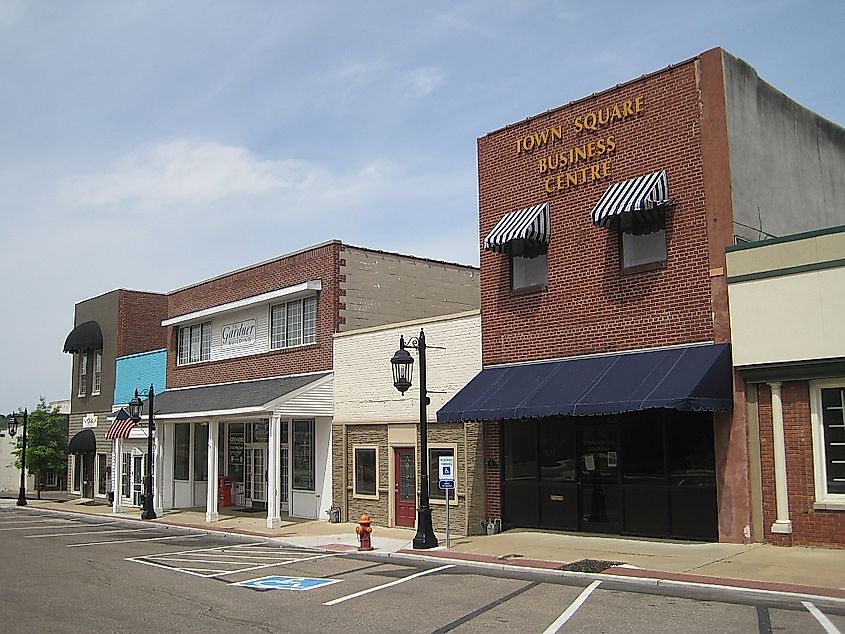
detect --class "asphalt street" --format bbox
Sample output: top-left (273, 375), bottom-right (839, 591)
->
top-left (0, 506), bottom-right (842, 633)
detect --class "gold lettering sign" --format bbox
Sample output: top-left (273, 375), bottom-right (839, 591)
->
top-left (513, 96), bottom-right (645, 195)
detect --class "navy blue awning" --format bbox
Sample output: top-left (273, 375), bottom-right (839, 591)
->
top-left (437, 344), bottom-right (732, 423)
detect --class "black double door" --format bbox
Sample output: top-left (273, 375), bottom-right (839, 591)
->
top-left (501, 412), bottom-right (718, 541)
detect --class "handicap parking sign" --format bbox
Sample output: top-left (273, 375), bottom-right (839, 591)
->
top-left (235, 575), bottom-right (342, 592)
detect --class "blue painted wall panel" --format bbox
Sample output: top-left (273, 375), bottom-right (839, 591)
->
top-left (114, 349), bottom-right (167, 406)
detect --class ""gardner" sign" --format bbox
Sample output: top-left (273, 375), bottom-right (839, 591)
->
top-left (221, 319), bottom-right (256, 349)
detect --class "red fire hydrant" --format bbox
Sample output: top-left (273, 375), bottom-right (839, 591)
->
top-left (356, 513), bottom-right (374, 551)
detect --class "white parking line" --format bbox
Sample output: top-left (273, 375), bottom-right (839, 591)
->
top-left (802, 601), bottom-right (841, 634)
top-left (323, 564), bottom-right (455, 606)
top-left (27, 527), bottom-right (155, 538)
top-left (542, 580), bottom-right (602, 634)
top-left (207, 553), bottom-right (340, 578)
top-left (0, 518), bottom-right (78, 524)
top-left (0, 523), bottom-right (79, 531)
top-left (68, 533), bottom-right (205, 547)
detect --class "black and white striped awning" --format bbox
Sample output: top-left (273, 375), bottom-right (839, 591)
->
top-left (483, 203), bottom-right (550, 253)
top-left (591, 170), bottom-right (670, 228)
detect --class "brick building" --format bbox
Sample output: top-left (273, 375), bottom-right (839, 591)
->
top-left (139, 241), bottom-right (479, 527)
top-left (728, 227), bottom-right (845, 547)
top-left (63, 289), bottom-right (168, 502)
top-left (439, 48), bottom-right (845, 543)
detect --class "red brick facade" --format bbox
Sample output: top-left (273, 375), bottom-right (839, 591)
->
top-left (117, 290), bottom-right (168, 357)
top-left (476, 49), bottom-right (751, 542)
top-left (757, 383), bottom-right (845, 547)
top-left (166, 242), bottom-right (341, 388)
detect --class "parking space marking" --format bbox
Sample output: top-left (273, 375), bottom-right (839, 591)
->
top-left (27, 527), bottom-right (156, 539)
top-left (69, 533), bottom-right (205, 547)
top-left (802, 601), bottom-right (841, 634)
top-left (0, 522), bottom-right (81, 531)
top-left (128, 542), bottom-right (339, 579)
top-left (323, 564), bottom-right (455, 606)
top-left (235, 575), bottom-right (342, 592)
top-left (541, 580), bottom-right (602, 634)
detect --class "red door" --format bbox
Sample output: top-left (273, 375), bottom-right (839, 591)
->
top-left (394, 447), bottom-right (416, 528)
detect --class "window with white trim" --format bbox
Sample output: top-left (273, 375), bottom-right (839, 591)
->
top-left (811, 380), bottom-right (845, 504)
top-left (78, 353), bottom-right (88, 397)
top-left (92, 351), bottom-right (102, 395)
top-left (353, 445), bottom-right (378, 499)
top-left (178, 322), bottom-right (211, 365)
top-left (270, 296), bottom-right (317, 349)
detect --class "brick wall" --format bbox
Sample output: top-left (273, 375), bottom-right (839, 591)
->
top-left (757, 382), bottom-right (845, 547)
top-left (477, 59), bottom-right (714, 366)
top-left (118, 291), bottom-right (168, 357)
top-left (166, 243), bottom-right (340, 388)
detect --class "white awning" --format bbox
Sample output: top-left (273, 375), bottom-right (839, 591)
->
top-left (483, 203), bottom-right (550, 253)
top-left (591, 170), bottom-right (670, 228)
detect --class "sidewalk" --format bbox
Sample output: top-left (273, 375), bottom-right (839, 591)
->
top-left (14, 496), bottom-right (845, 600)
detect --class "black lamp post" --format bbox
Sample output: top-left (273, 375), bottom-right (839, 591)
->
top-left (391, 329), bottom-right (438, 549)
top-left (7, 409), bottom-right (28, 507)
top-left (128, 385), bottom-right (157, 520)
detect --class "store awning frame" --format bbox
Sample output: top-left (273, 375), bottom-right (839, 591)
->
top-left (591, 169), bottom-right (671, 229)
top-left (437, 343), bottom-right (732, 423)
top-left (63, 321), bottom-right (103, 354)
top-left (68, 429), bottom-right (97, 454)
top-left (484, 203), bottom-right (550, 253)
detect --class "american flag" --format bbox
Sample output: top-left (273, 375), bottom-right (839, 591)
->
top-left (106, 408), bottom-right (136, 440)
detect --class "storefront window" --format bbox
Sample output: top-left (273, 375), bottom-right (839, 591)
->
top-left (814, 384), bottom-right (845, 498)
top-left (174, 423), bottom-right (190, 480)
top-left (539, 419), bottom-right (575, 481)
top-left (194, 423), bottom-right (208, 481)
top-left (503, 420), bottom-right (538, 481)
top-left (353, 446), bottom-right (377, 497)
top-left (97, 453), bottom-right (108, 495)
top-left (293, 419), bottom-right (315, 490)
top-left (228, 423), bottom-right (245, 482)
top-left (621, 414), bottom-right (665, 483)
top-left (667, 414), bottom-right (715, 487)
top-left (72, 455), bottom-right (82, 492)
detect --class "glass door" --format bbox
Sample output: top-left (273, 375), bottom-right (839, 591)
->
top-left (577, 424), bottom-right (620, 534)
top-left (252, 448), bottom-right (266, 503)
top-left (132, 455), bottom-right (144, 507)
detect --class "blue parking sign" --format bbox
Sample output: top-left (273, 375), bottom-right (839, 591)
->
top-left (235, 575), bottom-right (342, 591)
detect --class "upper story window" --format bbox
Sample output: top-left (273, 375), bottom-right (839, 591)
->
top-left (178, 322), bottom-right (211, 365)
top-left (78, 353), bottom-right (88, 397)
top-left (270, 296), bottom-right (317, 349)
top-left (92, 351), bottom-right (102, 395)
top-left (811, 381), bottom-right (845, 505)
top-left (619, 212), bottom-right (667, 271)
top-left (590, 170), bottom-right (671, 273)
top-left (510, 241), bottom-right (548, 292)
top-left (483, 203), bottom-right (550, 295)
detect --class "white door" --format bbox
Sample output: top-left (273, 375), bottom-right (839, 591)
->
top-left (244, 447), bottom-right (267, 504)
top-left (132, 455), bottom-right (145, 507)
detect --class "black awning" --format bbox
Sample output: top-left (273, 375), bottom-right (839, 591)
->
top-left (68, 429), bottom-right (97, 454)
top-left (63, 321), bottom-right (103, 353)
top-left (591, 170), bottom-right (670, 229)
top-left (483, 203), bottom-right (550, 253)
top-left (437, 343), bottom-right (732, 423)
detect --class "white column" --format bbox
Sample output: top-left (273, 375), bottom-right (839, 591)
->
top-left (267, 414), bottom-right (281, 528)
top-left (206, 421), bottom-right (219, 522)
top-left (769, 382), bottom-right (792, 534)
top-left (154, 423), bottom-right (164, 515)
top-left (112, 439), bottom-right (123, 514)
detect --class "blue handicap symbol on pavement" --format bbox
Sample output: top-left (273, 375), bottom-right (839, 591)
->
top-left (235, 575), bottom-right (341, 592)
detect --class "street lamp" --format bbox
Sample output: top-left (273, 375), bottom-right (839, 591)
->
top-left (391, 329), bottom-right (438, 549)
top-left (7, 409), bottom-right (28, 507)
top-left (128, 385), bottom-right (157, 521)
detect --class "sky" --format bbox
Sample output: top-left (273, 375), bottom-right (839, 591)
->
top-left (1, 1), bottom-right (843, 413)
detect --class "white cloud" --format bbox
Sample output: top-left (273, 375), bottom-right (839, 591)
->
top-left (59, 140), bottom-right (319, 211)
top-left (401, 66), bottom-right (446, 98)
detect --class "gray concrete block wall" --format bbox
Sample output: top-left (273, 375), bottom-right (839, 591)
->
top-left (723, 51), bottom-right (845, 240)
top-left (339, 246), bottom-right (479, 332)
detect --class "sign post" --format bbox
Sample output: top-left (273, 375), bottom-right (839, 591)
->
top-left (438, 456), bottom-right (455, 549)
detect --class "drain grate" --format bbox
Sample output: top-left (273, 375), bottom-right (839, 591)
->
top-left (559, 559), bottom-right (623, 573)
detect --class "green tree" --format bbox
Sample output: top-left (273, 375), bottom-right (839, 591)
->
top-left (12, 398), bottom-right (67, 499)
